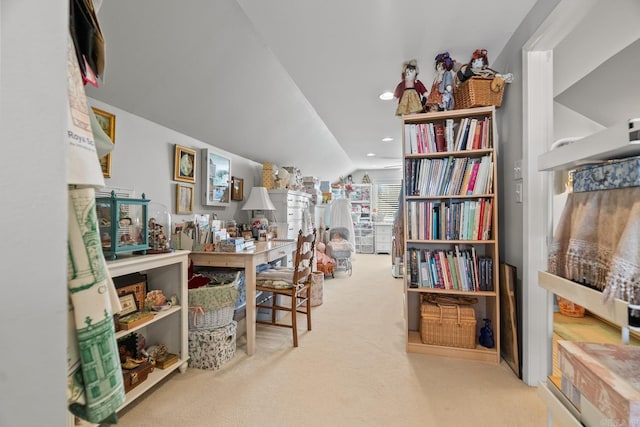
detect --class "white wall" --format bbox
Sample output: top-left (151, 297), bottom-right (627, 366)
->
top-left (490, 0), bottom-right (563, 385)
top-left (0, 2), bottom-right (69, 426)
top-left (87, 98), bottom-right (264, 226)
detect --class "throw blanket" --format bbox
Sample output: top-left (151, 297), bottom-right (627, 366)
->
top-left (68, 187), bottom-right (125, 423)
top-left (548, 187), bottom-right (640, 305)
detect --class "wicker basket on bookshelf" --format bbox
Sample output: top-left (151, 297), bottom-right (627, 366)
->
top-left (453, 76), bottom-right (504, 109)
top-left (420, 298), bottom-right (477, 349)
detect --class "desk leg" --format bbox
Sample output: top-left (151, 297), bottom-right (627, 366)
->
top-left (245, 258), bottom-right (257, 356)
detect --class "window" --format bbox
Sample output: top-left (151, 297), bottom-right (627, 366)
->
top-left (374, 183), bottom-right (401, 221)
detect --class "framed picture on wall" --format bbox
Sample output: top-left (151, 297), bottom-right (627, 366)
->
top-left (231, 177), bottom-right (243, 201)
top-left (174, 144), bottom-right (196, 183)
top-left (176, 183), bottom-right (195, 214)
top-left (92, 107), bottom-right (116, 178)
top-left (201, 148), bottom-right (231, 206)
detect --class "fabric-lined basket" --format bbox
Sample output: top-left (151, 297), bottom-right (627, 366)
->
top-left (454, 76), bottom-right (504, 109)
top-left (188, 282), bottom-right (238, 330)
top-left (420, 300), bottom-right (477, 349)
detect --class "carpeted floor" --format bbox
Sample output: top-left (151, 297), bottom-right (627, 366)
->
top-left (114, 254), bottom-right (547, 427)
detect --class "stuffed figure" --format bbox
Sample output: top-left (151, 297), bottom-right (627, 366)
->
top-left (456, 48), bottom-right (514, 90)
top-left (275, 167), bottom-right (291, 190)
top-left (394, 59), bottom-right (428, 116)
top-left (426, 52), bottom-right (456, 111)
top-left (457, 49), bottom-right (493, 83)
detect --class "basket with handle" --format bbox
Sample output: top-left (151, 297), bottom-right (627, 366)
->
top-left (420, 294), bottom-right (477, 348)
top-left (453, 65), bottom-right (504, 109)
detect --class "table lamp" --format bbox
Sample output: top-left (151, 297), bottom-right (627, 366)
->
top-left (241, 187), bottom-right (276, 238)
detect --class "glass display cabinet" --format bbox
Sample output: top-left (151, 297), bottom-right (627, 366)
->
top-left (96, 191), bottom-right (150, 259)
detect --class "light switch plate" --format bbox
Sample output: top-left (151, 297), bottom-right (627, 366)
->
top-left (515, 181), bottom-right (523, 203)
top-left (514, 160), bottom-right (523, 180)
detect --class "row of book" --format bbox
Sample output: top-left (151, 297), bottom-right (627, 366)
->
top-left (408, 247), bottom-right (494, 292)
top-left (405, 155), bottom-right (494, 197)
top-left (407, 198), bottom-right (493, 241)
top-left (404, 116), bottom-right (493, 154)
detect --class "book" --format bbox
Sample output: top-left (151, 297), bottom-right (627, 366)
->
top-left (466, 160), bottom-right (481, 195)
top-left (420, 260), bottom-right (431, 287)
top-left (434, 122), bottom-right (446, 152)
top-left (445, 118), bottom-right (455, 151)
top-left (447, 250), bottom-right (460, 290)
top-left (409, 249), bottom-right (419, 288)
top-left (437, 250), bottom-right (452, 289)
top-left (454, 117), bottom-right (468, 151)
top-left (465, 118), bottom-right (478, 150)
top-left (472, 119), bottom-right (483, 150)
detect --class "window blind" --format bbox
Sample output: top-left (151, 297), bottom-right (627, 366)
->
top-left (374, 183), bottom-right (401, 221)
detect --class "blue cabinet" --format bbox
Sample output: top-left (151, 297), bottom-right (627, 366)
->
top-left (96, 191), bottom-right (150, 259)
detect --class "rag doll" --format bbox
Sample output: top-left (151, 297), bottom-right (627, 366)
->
top-left (426, 52), bottom-right (455, 111)
top-left (394, 59), bottom-right (428, 116)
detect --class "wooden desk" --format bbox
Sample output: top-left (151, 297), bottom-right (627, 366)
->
top-left (189, 240), bottom-right (296, 355)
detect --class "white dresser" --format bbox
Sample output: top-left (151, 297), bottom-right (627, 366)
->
top-left (268, 189), bottom-right (312, 239)
top-left (374, 222), bottom-right (393, 254)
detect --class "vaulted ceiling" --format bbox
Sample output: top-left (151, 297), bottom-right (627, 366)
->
top-left (87, 1), bottom-right (541, 180)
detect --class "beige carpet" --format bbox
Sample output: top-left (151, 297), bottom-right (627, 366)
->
top-left (115, 254), bottom-right (547, 427)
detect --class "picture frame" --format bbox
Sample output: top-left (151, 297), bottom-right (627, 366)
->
top-left (174, 144), bottom-right (196, 183)
top-left (231, 176), bottom-right (243, 201)
top-left (118, 292), bottom-right (139, 317)
top-left (499, 263), bottom-right (520, 378)
top-left (176, 183), bottom-right (195, 214)
top-left (201, 148), bottom-right (231, 206)
top-left (92, 107), bottom-right (115, 178)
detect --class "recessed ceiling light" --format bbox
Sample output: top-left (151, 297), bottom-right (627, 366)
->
top-left (379, 91), bottom-right (394, 101)
top-left (381, 137), bottom-right (393, 142)
top-left (366, 153), bottom-right (376, 157)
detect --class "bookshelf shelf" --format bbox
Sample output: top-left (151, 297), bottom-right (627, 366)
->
top-left (407, 287), bottom-right (498, 297)
top-left (402, 106), bottom-right (500, 363)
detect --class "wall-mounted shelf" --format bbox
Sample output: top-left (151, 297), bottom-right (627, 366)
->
top-left (537, 117), bottom-right (640, 172)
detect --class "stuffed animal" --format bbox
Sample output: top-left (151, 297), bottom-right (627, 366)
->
top-left (394, 59), bottom-right (428, 116)
top-left (426, 52), bottom-right (456, 111)
top-left (275, 167), bottom-right (291, 189)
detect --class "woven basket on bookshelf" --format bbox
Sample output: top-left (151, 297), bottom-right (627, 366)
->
top-left (420, 300), bottom-right (477, 349)
top-left (188, 304), bottom-right (235, 330)
top-left (453, 76), bottom-right (504, 109)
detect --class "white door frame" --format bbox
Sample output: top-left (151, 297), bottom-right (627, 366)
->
top-left (521, 0), bottom-right (599, 386)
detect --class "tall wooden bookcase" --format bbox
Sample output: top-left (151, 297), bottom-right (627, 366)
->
top-left (402, 106), bottom-right (500, 363)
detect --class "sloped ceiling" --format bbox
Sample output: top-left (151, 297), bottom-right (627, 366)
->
top-left (87, 0), bottom-right (539, 180)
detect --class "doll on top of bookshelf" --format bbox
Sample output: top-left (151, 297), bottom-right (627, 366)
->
top-left (456, 49), bottom-right (514, 91)
top-left (393, 59), bottom-right (428, 116)
top-left (426, 52), bottom-right (456, 111)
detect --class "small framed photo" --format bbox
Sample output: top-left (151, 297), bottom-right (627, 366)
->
top-left (118, 292), bottom-right (138, 316)
top-left (92, 107), bottom-right (116, 178)
top-left (174, 144), bottom-right (196, 183)
top-left (231, 176), bottom-right (244, 201)
top-left (176, 183), bottom-right (195, 214)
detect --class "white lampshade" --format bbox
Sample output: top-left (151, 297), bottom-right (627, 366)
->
top-left (241, 187), bottom-right (276, 211)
